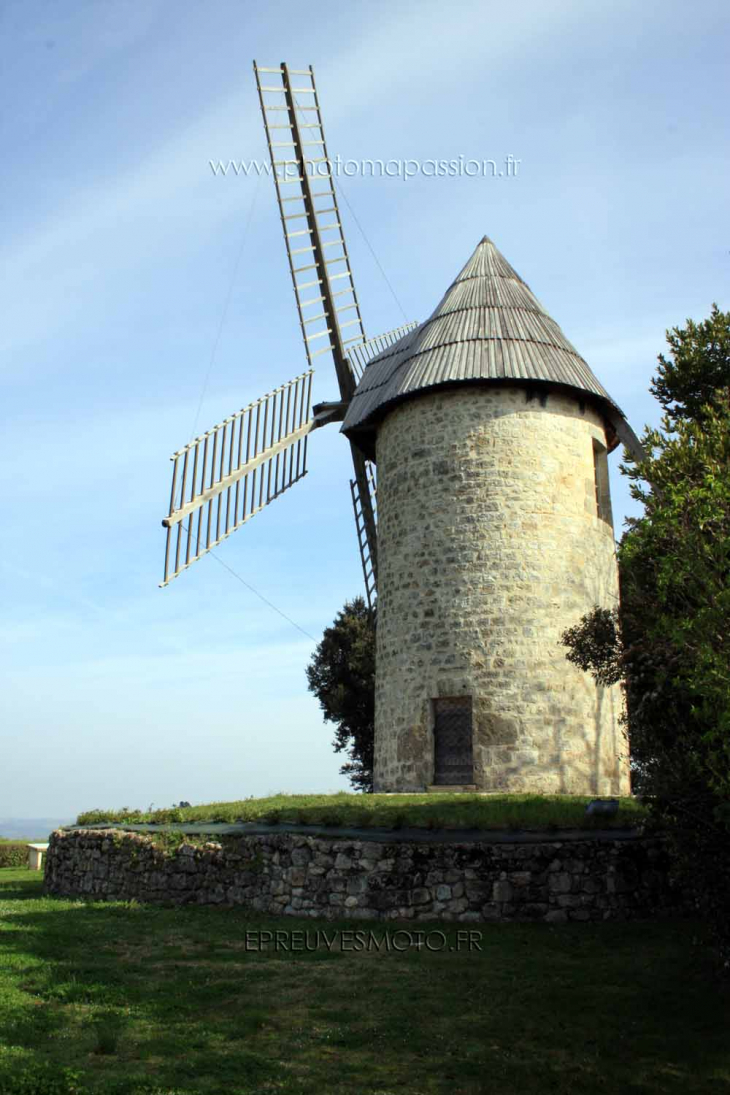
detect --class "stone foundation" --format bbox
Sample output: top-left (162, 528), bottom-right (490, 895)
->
top-left (44, 828), bottom-right (684, 924)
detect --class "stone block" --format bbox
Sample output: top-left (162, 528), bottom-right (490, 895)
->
top-left (346, 877), bottom-right (369, 896)
top-left (520, 903), bottom-right (549, 919)
top-left (548, 872), bottom-right (572, 894)
top-left (510, 871), bottom-right (532, 887)
top-left (545, 909), bottom-right (568, 923)
top-left (581, 877), bottom-right (602, 894)
top-left (465, 882), bottom-right (491, 904)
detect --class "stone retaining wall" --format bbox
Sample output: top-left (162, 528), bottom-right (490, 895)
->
top-left (44, 829), bottom-right (685, 924)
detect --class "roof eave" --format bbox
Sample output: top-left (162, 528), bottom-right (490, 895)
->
top-left (343, 376), bottom-right (634, 462)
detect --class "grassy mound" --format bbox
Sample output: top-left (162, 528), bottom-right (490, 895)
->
top-left (75, 792), bottom-right (646, 832)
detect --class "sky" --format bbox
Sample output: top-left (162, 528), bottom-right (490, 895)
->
top-left (1, 0), bottom-right (728, 820)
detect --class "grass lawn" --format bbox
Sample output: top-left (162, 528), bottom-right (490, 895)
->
top-left (75, 792), bottom-right (647, 832)
top-left (1, 868), bottom-right (728, 1094)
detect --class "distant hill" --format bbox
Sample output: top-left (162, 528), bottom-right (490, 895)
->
top-left (0, 818), bottom-right (74, 842)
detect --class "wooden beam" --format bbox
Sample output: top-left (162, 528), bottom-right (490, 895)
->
top-left (162, 419), bottom-right (314, 529)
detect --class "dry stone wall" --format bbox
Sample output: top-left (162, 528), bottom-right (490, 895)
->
top-left (374, 384), bottom-right (629, 794)
top-left (44, 829), bottom-right (684, 924)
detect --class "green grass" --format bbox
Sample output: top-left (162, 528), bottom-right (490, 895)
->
top-left (75, 792), bottom-right (646, 832)
top-left (0, 868), bottom-right (728, 1094)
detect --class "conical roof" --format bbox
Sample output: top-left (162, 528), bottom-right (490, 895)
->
top-left (342, 236), bottom-right (632, 449)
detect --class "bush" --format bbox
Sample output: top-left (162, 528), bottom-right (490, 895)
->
top-left (0, 842), bottom-right (29, 868)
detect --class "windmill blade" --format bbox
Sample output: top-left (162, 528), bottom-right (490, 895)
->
top-left (161, 370), bottom-right (313, 586)
top-left (347, 322), bottom-right (419, 382)
top-left (254, 65), bottom-right (416, 608)
top-left (344, 324), bottom-right (419, 607)
top-left (254, 61), bottom-right (364, 401)
top-left (350, 460), bottom-right (378, 611)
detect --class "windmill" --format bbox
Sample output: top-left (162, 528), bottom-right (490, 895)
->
top-left (161, 62), bottom-right (416, 607)
top-left (161, 62), bottom-right (645, 797)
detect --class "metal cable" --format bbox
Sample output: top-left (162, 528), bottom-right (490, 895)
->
top-left (290, 88), bottom-right (408, 324)
top-left (333, 175), bottom-right (409, 324)
top-left (179, 519), bottom-right (318, 643)
top-left (188, 171), bottom-right (263, 447)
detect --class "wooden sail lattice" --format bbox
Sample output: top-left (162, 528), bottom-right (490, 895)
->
top-left (255, 60), bottom-right (381, 598)
top-left (160, 64), bottom-right (418, 599)
top-left (161, 371), bottom-right (313, 586)
top-left (350, 461), bottom-right (378, 611)
top-left (254, 62), bottom-right (366, 389)
top-left (344, 324), bottom-right (417, 609)
top-left (347, 322), bottom-right (418, 382)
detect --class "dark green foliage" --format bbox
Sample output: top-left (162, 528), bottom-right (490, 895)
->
top-left (305, 597), bottom-right (376, 792)
top-left (0, 843), bottom-right (29, 869)
top-left (561, 305), bottom-right (730, 968)
top-left (561, 607), bottom-right (623, 687)
top-left (650, 303), bottom-right (730, 426)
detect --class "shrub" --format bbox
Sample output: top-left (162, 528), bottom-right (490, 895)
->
top-left (0, 842), bottom-right (30, 868)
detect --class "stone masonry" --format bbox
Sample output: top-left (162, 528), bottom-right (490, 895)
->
top-left (44, 828), bottom-right (684, 924)
top-left (374, 384), bottom-right (630, 794)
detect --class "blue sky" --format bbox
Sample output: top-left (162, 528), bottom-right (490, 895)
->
top-left (1, 0), bottom-right (727, 819)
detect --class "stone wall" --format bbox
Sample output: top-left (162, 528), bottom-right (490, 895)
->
top-left (374, 383), bottom-right (629, 794)
top-left (43, 829), bottom-right (683, 924)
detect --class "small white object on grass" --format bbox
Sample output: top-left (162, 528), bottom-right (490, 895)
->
top-left (27, 843), bottom-right (49, 870)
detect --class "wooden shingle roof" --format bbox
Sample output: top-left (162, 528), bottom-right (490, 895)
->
top-left (342, 236), bottom-right (643, 460)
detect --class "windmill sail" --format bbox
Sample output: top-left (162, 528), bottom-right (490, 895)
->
top-left (160, 67), bottom-right (418, 599)
top-left (347, 322), bottom-right (418, 382)
top-left (350, 461), bottom-right (378, 611)
top-left (346, 325), bottom-right (419, 608)
top-left (254, 64), bottom-right (422, 604)
top-left (161, 371), bottom-right (313, 586)
top-left (254, 62), bottom-right (365, 398)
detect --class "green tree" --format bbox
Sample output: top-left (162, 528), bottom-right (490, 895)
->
top-left (306, 597), bottom-right (376, 792)
top-left (561, 305), bottom-right (730, 966)
top-left (650, 303), bottom-right (730, 426)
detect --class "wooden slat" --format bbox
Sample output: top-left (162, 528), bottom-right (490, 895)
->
top-left (160, 370), bottom-right (314, 586)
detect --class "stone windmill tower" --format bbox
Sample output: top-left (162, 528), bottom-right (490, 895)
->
top-left (342, 238), bottom-right (642, 796)
top-left (160, 62), bottom-right (643, 797)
